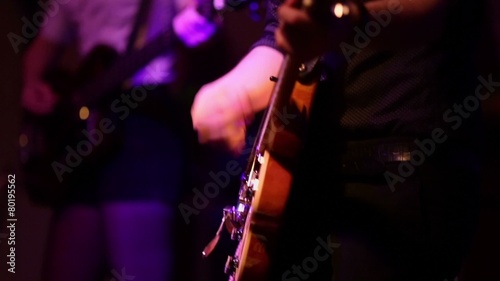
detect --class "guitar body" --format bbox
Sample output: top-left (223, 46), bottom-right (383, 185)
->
top-left (20, 0), bottom-right (258, 205)
top-left (20, 45), bottom-right (121, 205)
top-left (232, 150), bottom-right (293, 281)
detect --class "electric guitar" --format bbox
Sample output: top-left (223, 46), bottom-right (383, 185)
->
top-left (199, 0), bottom-right (347, 279)
top-left (201, 34), bottom-right (324, 281)
top-left (202, 56), bottom-right (321, 281)
top-left (20, 45), bottom-right (122, 205)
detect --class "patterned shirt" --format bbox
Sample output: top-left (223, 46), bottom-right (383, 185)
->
top-left (253, 0), bottom-right (484, 141)
top-left (41, 0), bottom-right (183, 85)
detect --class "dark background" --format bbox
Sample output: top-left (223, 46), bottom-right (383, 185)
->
top-left (1, 1), bottom-right (499, 280)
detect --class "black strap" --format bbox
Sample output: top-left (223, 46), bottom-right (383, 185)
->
top-left (126, 0), bottom-right (153, 52)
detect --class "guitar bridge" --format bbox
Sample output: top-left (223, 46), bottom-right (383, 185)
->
top-left (201, 204), bottom-right (248, 257)
top-left (202, 152), bottom-right (263, 281)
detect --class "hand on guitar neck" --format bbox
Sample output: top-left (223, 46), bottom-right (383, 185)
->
top-left (276, 0), bottom-right (361, 61)
top-left (191, 0), bottom-right (359, 154)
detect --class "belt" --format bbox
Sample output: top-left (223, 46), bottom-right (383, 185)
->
top-left (340, 137), bottom-right (417, 177)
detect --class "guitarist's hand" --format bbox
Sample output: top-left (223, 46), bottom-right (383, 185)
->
top-left (173, 5), bottom-right (217, 48)
top-left (191, 80), bottom-right (252, 155)
top-left (191, 47), bottom-right (283, 155)
top-left (275, 0), bottom-right (355, 60)
top-left (21, 80), bottom-right (59, 115)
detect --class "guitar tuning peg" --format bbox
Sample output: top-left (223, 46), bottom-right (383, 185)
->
top-left (269, 76), bottom-right (278, 82)
top-left (230, 228), bottom-right (242, 241)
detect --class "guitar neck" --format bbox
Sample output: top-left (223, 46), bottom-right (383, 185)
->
top-left (256, 55), bottom-right (301, 151)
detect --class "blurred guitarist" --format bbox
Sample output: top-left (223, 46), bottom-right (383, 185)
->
top-left (21, 0), bottom-right (218, 280)
top-left (191, 0), bottom-right (485, 280)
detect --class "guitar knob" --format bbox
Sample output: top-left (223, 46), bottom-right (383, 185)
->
top-left (224, 255), bottom-right (239, 275)
top-left (230, 228), bottom-right (242, 241)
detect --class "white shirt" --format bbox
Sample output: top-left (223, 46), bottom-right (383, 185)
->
top-left (41, 0), bottom-right (179, 85)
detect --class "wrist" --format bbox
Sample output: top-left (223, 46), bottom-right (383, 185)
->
top-left (231, 84), bottom-right (255, 122)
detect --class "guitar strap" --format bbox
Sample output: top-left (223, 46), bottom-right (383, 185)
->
top-left (127, 0), bottom-right (153, 52)
top-left (84, 0), bottom-right (153, 147)
top-left (118, 0), bottom-right (153, 90)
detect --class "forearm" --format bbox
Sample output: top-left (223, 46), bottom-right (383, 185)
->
top-left (223, 46), bottom-right (284, 113)
top-left (190, 45), bottom-right (283, 151)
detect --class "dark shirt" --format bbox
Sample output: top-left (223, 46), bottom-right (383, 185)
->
top-left (253, 0), bottom-right (484, 141)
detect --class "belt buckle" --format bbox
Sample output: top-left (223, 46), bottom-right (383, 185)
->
top-left (378, 142), bottom-right (412, 162)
